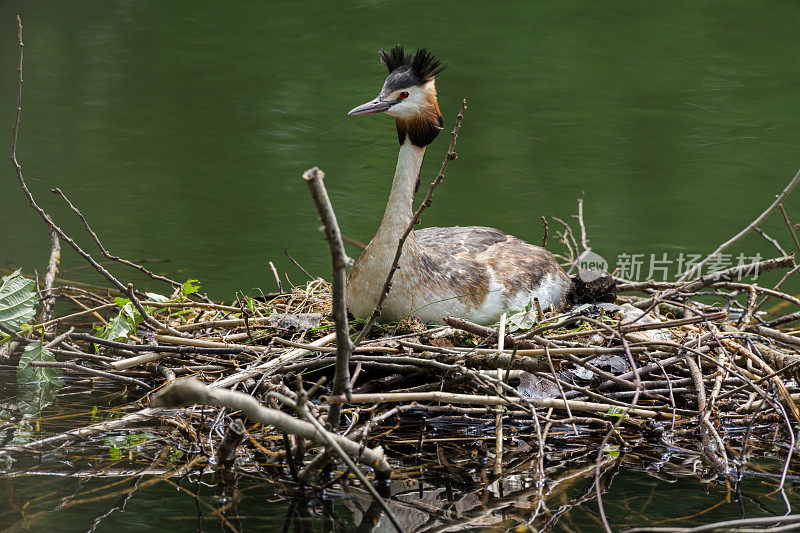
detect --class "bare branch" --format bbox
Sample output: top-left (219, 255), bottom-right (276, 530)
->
top-left (150, 378), bottom-right (390, 476)
top-left (679, 168), bottom-right (800, 281)
top-left (302, 167), bottom-right (353, 428)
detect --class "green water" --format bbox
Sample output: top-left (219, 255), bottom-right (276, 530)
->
top-left (3, 2), bottom-right (800, 298)
top-left (2, 1), bottom-right (800, 530)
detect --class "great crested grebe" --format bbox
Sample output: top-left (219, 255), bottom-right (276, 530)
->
top-left (345, 46), bottom-right (572, 325)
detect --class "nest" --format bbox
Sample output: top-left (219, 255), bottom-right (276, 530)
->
top-left (4, 253), bottom-right (800, 530)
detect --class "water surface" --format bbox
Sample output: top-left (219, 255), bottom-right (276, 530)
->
top-left (2, 1), bottom-right (799, 298)
top-left (2, 1), bottom-right (800, 531)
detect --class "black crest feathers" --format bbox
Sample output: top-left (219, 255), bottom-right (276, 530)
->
top-left (378, 45), bottom-right (446, 84)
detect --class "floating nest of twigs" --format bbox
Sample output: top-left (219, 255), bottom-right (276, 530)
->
top-left (4, 251), bottom-right (800, 530)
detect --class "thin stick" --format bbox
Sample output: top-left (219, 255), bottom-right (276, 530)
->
top-left (576, 191), bottom-right (590, 254)
top-left (679, 168), bottom-right (800, 281)
top-left (296, 404), bottom-right (402, 532)
top-left (494, 312), bottom-right (506, 476)
top-left (8, 21), bottom-right (173, 336)
top-left (324, 392), bottom-right (661, 418)
top-left (27, 360), bottom-right (150, 389)
top-left (754, 226), bottom-right (787, 256)
top-left (212, 332), bottom-right (336, 388)
top-left (284, 248), bottom-right (315, 280)
top-left (268, 261), bottom-right (283, 292)
top-left (634, 254), bottom-right (794, 309)
top-left (38, 229), bottom-right (61, 323)
top-left (752, 262), bottom-right (800, 315)
top-left (780, 203), bottom-right (800, 253)
top-left (150, 378), bottom-right (390, 475)
top-left (126, 283), bottom-right (185, 337)
top-left (353, 100), bottom-right (467, 345)
top-left (341, 234), bottom-right (367, 250)
top-left (51, 187), bottom-right (191, 294)
top-left (302, 167), bottom-right (354, 429)
top-left (545, 345), bottom-right (578, 435)
top-left (541, 216), bottom-right (548, 248)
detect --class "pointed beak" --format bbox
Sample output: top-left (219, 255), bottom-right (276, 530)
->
top-left (348, 97), bottom-right (395, 116)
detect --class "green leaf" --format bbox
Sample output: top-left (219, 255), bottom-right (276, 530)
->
top-left (96, 313), bottom-right (133, 341)
top-left (0, 269), bottom-right (37, 331)
top-left (144, 292), bottom-right (170, 303)
top-left (95, 299), bottom-right (143, 342)
top-left (604, 405), bottom-right (625, 418)
top-left (17, 341), bottom-right (61, 415)
top-left (120, 300), bottom-right (141, 323)
top-left (603, 444), bottom-right (620, 458)
top-left (182, 279), bottom-right (201, 296)
top-left (17, 341), bottom-right (60, 386)
top-left (505, 301), bottom-right (540, 333)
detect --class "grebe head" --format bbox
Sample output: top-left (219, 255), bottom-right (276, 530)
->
top-left (349, 45), bottom-right (446, 147)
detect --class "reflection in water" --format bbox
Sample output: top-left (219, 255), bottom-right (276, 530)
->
top-left (4, 432), bottom-right (797, 532)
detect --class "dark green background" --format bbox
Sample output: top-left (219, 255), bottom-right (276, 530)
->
top-left (2, 2), bottom-right (799, 299)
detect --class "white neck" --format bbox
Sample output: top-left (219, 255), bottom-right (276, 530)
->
top-left (373, 139), bottom-right (427, 245)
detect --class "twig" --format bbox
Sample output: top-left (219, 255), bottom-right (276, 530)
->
top-left (38, 228), bottom-right (61, 323)
top-left (70, 332), bottom-right (263, 356)
top-left (323, 392), bottom-right (661, 418)
top-left (494, 312), bottom-right (506, 476)
top-left (341, 234), bottom-right (367, 250)
top-left (8, 21), bottom-right (176, 336)
top-left (268, 261), bottom-right (283, 292)
top-left (752, 262), bottom-right (800, 315)
top-left (212, 332), bottom-right (337, 388)
top-left (685, 355), bottom-right (727, 471)
top-left (27, 360), bottom-right (150, 389)
top-left (216, 418), bottom-right (246, 471)
top-left (444, 315), bottom-right (537, 349)
top-left (576, 191), bottom-right (590, 254)
top-left (780, 203), bottom-right (800, 253)
top-left (284, 248), bottom-right (315, 280)
top-left (633, 254), bottom-right (795, 309)
top-left (126, 283), bottom-right (185, 337)
top-left (295, 403), bottom-right (402, 532)
top-left (302, 166), bottom-right (354, 429)
top-left (592, 323), bottom-right (641, 533)
top-left (150, 378), bottom-right (390, 475)
top-left (541, 216), bottom-right (548, 248)
top-left (625, 515), bottom-right (800, 533)
top-left (679, 168), bottom-right (800, 280)
top-left (545, 345), bottom-right (578, 436)
top-left (0, 407), bottom-right (162, 457)
top-left (754, 226), bottom-right (787, 256)
top-left (353, 99), bottom-right (467, 345)
top-left (50, 187), bottom-right (191, 295)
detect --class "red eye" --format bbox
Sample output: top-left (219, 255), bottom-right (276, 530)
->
top-left (400, 91), bottom-right (409, 99)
